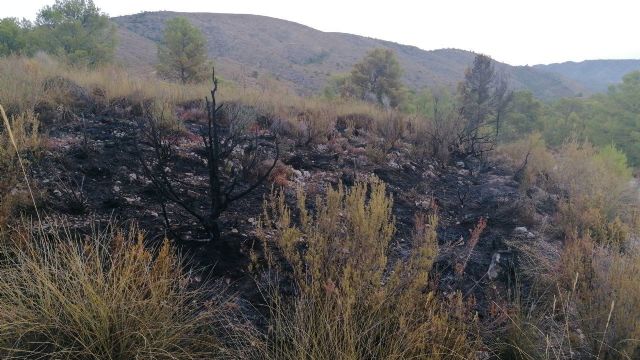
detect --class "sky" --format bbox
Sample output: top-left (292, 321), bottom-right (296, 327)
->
top-left (5, 0), bottom-right (639, 65)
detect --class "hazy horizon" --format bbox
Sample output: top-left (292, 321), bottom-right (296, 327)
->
top-left (6, 0), bottom-right (640, 66)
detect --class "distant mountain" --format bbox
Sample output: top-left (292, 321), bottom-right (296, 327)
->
top-left (112, 12), bottom-right (634, 100)
top-left (534, 60), bottom-right (640, 93)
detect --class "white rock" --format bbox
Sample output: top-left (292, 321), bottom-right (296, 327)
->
top-left (124, 196), bottom-right (140, 204)
top-left (514, 226), bottom-right (528, 234)
top-left (514, 226), bottom-right (535, 238)
top-left (487, 253), bottom-right (501, 280)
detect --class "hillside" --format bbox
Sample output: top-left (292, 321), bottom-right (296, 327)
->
top-left (535, 59), bottom-right (640, 93)
top-left (2, 38), bottom-right (640, 357)
top-left (112, 11), bottom-right (587, 100)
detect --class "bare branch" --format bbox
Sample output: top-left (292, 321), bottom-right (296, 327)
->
top-left (139, 65), bottom-right (279, 242)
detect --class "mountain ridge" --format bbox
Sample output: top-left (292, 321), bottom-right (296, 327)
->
top-left (112, 11), bottom-right (640, 100)
top-left (534, 59), bottom-right (640, 93)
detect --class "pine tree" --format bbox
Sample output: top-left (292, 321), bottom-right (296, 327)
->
top-left (157, 17), bottom-right (209, 84)
top-left (458, 54), bottom-right (512, 154)
top-left (348, 48), bottom-right (404, 108)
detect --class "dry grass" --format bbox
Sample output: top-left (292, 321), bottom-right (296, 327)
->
top-left (0, 55), bottom-right (432, 156)
top-left (495, 133), bottom-right (555, 189)
top-left (409, 108), bottom-right (462, 162)
top-left (498, 136), bottom-right (638, 245)
top-left (0, 54), bottom-right (210, 115)
top-left (0, 108), bottom-right (42, 227)
top-left (0, 222), bottom-right (261, 359)
top-left (502, 234), bottom-right (640, 360)
top-left (0, 56), bottom-right (53, 114)
top-left (493, 280), bottom-right (586, 359)
top-left (496, 135), bottom-right (640, 359)
top-left (561, 235), bottom-right (640, 359)
top-left (255, 177), bottom-right (481, 359)
top-left (552, 141), bottom-right (638, 245)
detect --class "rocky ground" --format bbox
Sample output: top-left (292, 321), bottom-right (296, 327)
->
top-left (30, 102), bottom-right (556, 324)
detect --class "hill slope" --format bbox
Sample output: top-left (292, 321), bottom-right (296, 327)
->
top-left (534, 59), bottom-right (640, 93)
top-left (112, 12), bottom-right (593, 99)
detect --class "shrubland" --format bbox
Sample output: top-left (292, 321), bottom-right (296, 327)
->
top-left (496, 134), bottom-right (640, 359)
top-left (497, 135), bottom-right (638, 245)
top-left (1, 11), bottom-right (640, 358)
top-left (0, 53), bottom-right (453, 168)
top-left (0, 52), bottom-right (477, 358)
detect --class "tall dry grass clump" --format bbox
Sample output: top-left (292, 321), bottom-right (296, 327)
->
top-left (256, 177), bottom-right (481, 360)
top-left (504, 235), bottom-right (640, 359)
top-left (0, 55), bottom-right (56, 114)
top-left (67, 63), bottom-right (210, 107)
top-left (560, 234), bottom-right (640, 359)
top-left (494, 240), bottom-right (640, 360)
top-left (498, 137), bottom-right (640, 359)
top-left (0, 223), bottom-right (261, 359)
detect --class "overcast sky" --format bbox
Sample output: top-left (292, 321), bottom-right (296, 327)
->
top-left (6, 0), bottom-right (639, 65)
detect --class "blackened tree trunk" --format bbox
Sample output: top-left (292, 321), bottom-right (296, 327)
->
top-left (140, 67), bottom-right (279, 243)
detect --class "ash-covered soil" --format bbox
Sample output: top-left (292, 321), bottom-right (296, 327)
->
top-left (30, 100), bottom-right (556, 322)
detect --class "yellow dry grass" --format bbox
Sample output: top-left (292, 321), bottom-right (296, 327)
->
top-left (497, 136), bottom-right (640, 359)
top-left (0, 106), bottom-right (41, 227)
top-left (0, 222), bottom-right (261, 359)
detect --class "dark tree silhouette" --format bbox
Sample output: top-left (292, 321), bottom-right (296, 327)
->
top-left (458, 54), bottom-right (513, 155)
top-left (140, 68), bottom-right (279, 242)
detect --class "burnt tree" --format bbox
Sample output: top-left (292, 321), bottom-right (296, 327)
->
top-left (492, 72), bottom-right (514, 141)
top-left (140, 68), bottom-right (279, 243)
top-left (457, 54), bottom-right (513, 156)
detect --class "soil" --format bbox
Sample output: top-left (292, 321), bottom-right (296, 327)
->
top-left (30, 100), bottom-right (553, 323)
